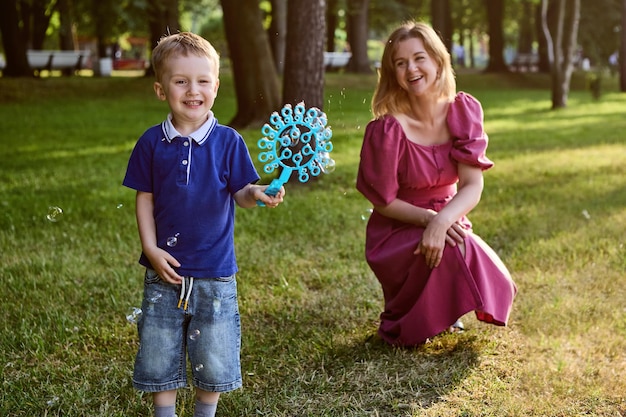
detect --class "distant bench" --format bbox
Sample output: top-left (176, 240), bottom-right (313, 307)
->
top-left (324, 52), bottom-right (351, 69)
top-left (509, 53), bottom-right (539, 72)
top-left (27, 49), bottom-right (92, 73)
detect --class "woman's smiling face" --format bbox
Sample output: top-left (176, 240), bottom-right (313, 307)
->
top-left (392, 36), bottom-right (440, 97)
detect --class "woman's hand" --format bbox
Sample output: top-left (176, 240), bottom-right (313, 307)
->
top-left (414, 211), bottom-right (466, 269)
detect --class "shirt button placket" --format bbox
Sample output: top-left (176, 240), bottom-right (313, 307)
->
top-left (178, 137), bottom-right (190, 184)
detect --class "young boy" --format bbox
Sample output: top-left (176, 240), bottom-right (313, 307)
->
top-left (123, 32), bottom-right (284, 417)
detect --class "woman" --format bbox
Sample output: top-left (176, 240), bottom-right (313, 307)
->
top-left (356, 21), bottom-right (516, 346)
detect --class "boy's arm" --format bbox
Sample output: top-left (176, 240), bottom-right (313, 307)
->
top-left (135, 191), bottom-right (183, 284)
top-left (234, 184), bottom-right (285, 208)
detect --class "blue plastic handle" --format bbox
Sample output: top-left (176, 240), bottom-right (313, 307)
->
top-left (256, 167), bottom-right (292, 206)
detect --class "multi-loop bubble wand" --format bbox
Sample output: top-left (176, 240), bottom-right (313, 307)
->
top-left (257, 101), bottom-right (334, 206)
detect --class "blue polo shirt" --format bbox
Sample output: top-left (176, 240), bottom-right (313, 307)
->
top-left (123, 113), bottom-right (260, 277)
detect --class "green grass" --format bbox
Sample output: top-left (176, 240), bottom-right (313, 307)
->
top-left (0, 70), bottom-right (625, 416)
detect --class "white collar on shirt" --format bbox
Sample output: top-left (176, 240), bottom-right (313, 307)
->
top-left (161, 112), bottom-right (217, 146)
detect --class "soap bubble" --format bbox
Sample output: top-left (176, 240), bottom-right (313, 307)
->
top-left (195, 363), bottom-right (204, 372)
top-left (167, 233), bottom-right (180, 247)
top-left (361, 208), bottom-right (373, 221)
top-left (126, 307), bottom-right (142, 324)
top-left (46, 206), bottom-right (63, 222)
top-left (116, 203), bottom-right (124, 209)
top-left (189, 329), bottom-right (200, 341)
top-left (321, 158), bottom-right (336, 174)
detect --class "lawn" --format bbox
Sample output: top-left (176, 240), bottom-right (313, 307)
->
top-left (0, 70), bottom-right (625, 417)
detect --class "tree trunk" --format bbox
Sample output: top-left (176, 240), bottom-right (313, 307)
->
top-left (57, 0), bottom-right (76, 76)
top-left (518, 0), bottom-right (533, 54)
top-left (57, 0), bottom-right (76, 51)
top-left (469, 30), bottom-right (476, 68)
top-left (535, 1), bottom-right (550, 72)
top-left (283, 0), bottom-right (326, 110)
top-left (145, 0), bottom-right (181, 77)
top-left (621, 0), bottom-right (626, 92)
top-left (268, 0), bottom-right (287, 75)
top-left (19, 0), bottom-right (53, 50)
top-left (483, 0), bottom-right (508, 72)
top-left (221, 0), bottom-right (281, 128)
top-left (0, 0), bottom-right (32, 77)
top-left (431, 0), bottom-right (452, 52)
top-left (543, 0), bottom-right (580, 108)
top-left (326, 0), bottom-right (339, 52)
top-left (346, 0), bottom-right (371, 73)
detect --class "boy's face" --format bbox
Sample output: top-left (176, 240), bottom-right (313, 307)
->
top-left (153, 53), bottom-right (219, 133)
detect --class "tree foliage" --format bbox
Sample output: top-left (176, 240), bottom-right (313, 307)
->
top-left (0, 0), bottom-right (623, 102)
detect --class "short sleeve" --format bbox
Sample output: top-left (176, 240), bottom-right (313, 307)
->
top-left (356, 117), bottom-right (402, 206)
top-left (123, 127), bottom-right (158, 193)
top-left (447, 92), bottom-right (494, 170)
top-left (226, 130), bottom-right (260, 194)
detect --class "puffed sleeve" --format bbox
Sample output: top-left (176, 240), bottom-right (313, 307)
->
top-left (447, 92), bottom-right (494, 170)
top-left (356, 117), bottom-right (402, 206)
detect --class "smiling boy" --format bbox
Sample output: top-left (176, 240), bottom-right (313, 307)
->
top-left (123, 32), bottom-right (284, 417)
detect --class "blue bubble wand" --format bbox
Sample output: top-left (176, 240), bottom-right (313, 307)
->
top-left (257, 102), bottom-right (334, 206)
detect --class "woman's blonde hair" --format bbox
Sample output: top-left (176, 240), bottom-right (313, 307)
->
top-left (151, 32), bottom-right (220, 82)
top-left (371, 21), bottom-right (456, 118)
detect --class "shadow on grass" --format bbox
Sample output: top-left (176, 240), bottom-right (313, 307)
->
top-left (315, 333), bottom-right (482, 415)
top-left (238, 301), bottom-right (482, 416)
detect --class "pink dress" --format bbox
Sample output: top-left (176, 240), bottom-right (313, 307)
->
top-left (356, 92), bottom-right (517, 346)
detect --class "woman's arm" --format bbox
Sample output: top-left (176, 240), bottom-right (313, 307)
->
top-left (416, 163), bottom-right (483, 268)
top-left (375, 197), bottom-right (468, 248)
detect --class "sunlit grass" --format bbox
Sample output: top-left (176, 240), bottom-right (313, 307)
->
top-left (0, 71), bottom-right (625, 416)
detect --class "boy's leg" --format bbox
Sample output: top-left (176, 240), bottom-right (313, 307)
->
top-left (194, 390), bottom-right (220, 417)
top-left (154, 390), bottom-right (177, 417)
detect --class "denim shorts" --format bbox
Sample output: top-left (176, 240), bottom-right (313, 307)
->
top-left (132, 269), bottom-right (242, 393)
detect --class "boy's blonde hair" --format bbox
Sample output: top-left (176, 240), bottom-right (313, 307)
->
top-left (372, 21), bottom-right (456, 119)
top-left (151, 32), bottom-right (220, 82)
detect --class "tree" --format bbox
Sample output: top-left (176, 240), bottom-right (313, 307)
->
top-left (619, 0), bottom-right (626, 92)
top-left (517, 0), bottom-right (534, 55)
top-left (22, 0), bottom-right (55, 50)
top-left (282, 0), bottom-right (326, 109)
top-left (534, 0), bottom-right (552, 72)
top-left (577, 0), bottom-right (621, 69)
top-left (368, 0), bottom-right (416, 37)
top-left (0, 1), bottom-right (31, 77)
top-left (541, 0), bottom-right (580, 108)
top-left (346, 0), bottom-right (372, 73)
top-left (431, 0), bottom-right (452, 52)
top-left (221, 0), bottom-right (281, 128)
top-left (268, 0), bottom-right (287, 74)
top-left (326, 0), bottom-right (340, 53)
top-left (144, 0), bottom-right (181, 76)
top-left (57, 0), bottom-right (76, 51)
top-left (483, 0), bottom-right (508, 72)
top-left (452, 0), bottom-right (486, 69)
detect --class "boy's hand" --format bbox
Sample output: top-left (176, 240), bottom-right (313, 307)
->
top-left (255, 185), bottom-right (285, 208)
top-left (143, 246), bottom-right (183, 284)
top-left (235, 184), bottom-right (285, 208)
